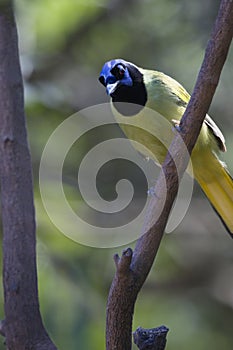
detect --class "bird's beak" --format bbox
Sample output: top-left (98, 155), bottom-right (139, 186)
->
top-left (106, 81), bottom-right (120, 96)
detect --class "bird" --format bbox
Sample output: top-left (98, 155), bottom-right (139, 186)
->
top-left (99, 58), bottom-right (233, 237)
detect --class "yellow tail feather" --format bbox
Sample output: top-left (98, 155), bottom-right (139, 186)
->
top-left (194, 153), bottom-right (233, 237)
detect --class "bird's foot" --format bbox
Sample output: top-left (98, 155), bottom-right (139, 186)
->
top-left (147, 185), bottom-right (159, 198)
top-left (171, 119), bottom-right (181, 132)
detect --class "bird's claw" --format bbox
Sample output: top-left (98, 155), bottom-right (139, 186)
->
top-left (147, 186), bottom-right (159, 198)
top-left (171, 119), bottom-right (181, 132)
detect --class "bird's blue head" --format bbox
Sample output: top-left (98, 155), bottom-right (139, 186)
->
top-left (99, 59), bottom-right (133, 96)
top-left (99, 59), bottom-right (146, 116)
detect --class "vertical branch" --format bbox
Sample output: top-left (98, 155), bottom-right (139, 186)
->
top-left (106, 1), bottom-right (233, 349)
top-left (0, 3), bottom-right (57, 349)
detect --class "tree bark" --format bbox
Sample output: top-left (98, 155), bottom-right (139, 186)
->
top-left (106, 1), bottom-right (233, 349)
top-left (133, 326), bottom-right (169, 350)
top-left (0, 2), bottom-right (57, 349)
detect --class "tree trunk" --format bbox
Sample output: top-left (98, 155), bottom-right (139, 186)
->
top-left (0, 2), bottom-right (57, 349)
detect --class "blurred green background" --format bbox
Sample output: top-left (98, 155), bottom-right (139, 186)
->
top-left (0, 0), bottom-right (233, 349)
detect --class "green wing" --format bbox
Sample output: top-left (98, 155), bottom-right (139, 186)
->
top-left (141, 68), bottom-right (225, 152)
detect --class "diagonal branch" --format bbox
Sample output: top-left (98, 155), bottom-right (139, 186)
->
top-left (0, 3), bottom-right (57, 349)
top-left (106, 1), bottom-right (233, 349)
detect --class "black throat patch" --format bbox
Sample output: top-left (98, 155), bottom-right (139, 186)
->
top-left (111, 83), bottom-right (147, 116)
top-left (111, 64), bottom-right (147, 116)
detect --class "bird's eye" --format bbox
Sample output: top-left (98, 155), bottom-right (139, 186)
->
top-left (141, 331), bottom-right (148, 339)
top-left (111, 64), bottom-right (126, 80)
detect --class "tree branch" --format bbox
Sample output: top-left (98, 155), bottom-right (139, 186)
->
top-left (0, 3), bottom-right (57, 349)
top-left (106, 1), bottom-right (233, 349)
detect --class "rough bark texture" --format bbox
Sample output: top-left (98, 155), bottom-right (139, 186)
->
top-left (0, 3), bottom-right (57, 349)
top-left (133, 326), bottom-right (169, 350)
top-left (106, 1), bottom-right (233, 349)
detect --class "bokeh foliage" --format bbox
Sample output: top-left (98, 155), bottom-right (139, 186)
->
top-left (0, 0), bottom-right (233, 349)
